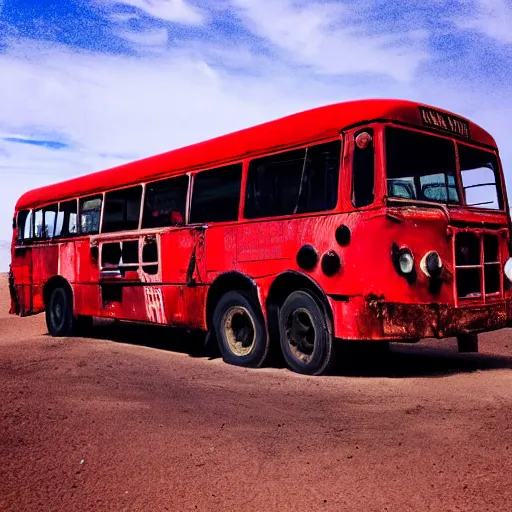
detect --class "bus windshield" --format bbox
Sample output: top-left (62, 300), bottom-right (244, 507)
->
top-left (385, 126), bottom-right (503, 210)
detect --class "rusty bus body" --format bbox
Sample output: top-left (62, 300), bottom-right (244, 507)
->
top-left (9, 99), bottom-right (512, 375)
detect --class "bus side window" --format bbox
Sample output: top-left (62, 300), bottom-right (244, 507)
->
top-left (16, 210), bottom-right (33, 243)
top-left (102, 186), bottom-right (143, 233)
top-left (244, 140), bottom-right (341, 219)
top-left (43, 204), bottom-right (58, 239)
top-left (142, 175), bottom-right (189, 229)
top-left (80, 196), bottom-right (102, 235)
top-left (190, 164), bottom-right (242, 224)
top-left (55, 200), bottom-right (78, 238)
top-left (17, 210), bottom-right (33, 243)
top-left (352, 129), bottom-right (375, 208)
top-left (34, 209), bottom-right (44, 239)
top-left (244, 149), bottom-right (306, 219)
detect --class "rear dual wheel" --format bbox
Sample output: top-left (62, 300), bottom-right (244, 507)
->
top-left (279, 290), bottom-right (336, 376)
top-left (213, 288), bottom-right (336, 376)
top-left (213, 291), bottom-right (269, 368)
top-left (46, 286), bottom-right (93, 337)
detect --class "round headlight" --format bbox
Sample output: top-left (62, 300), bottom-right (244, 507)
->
top-left (421, 251), bottom-right (443, 278)
top-left (398, 250), bottom-right (414, 274)
top-left (504, 257), bottom-right (512, 282)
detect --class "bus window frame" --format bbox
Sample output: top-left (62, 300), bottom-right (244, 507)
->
top-left (16, 210), bottom-right (32, 244)
top-left (239, 135), bottom-right (344, 223)
top-left (343, 124), bottom-right (384, 213)
top-left (188, 162), bottom-right (244, 225)
top-left (140, 176), bottom-right (191, 230)
top-left (101, 184), bottom-right (144, 234)
top-left (381, 121), bottom-right (507, 213)
top-left (55, 198), bottom-right (79, 239)
top-left (456, 140), bottom-right (505, 212)
top-left (79, 194), bottom-right (104, 236)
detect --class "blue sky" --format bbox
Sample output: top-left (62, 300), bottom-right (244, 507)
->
top-left (0, 0), bottom-right (511, 270)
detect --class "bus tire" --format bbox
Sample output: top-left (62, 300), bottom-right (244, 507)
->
top-left (45, 285), bottom-right (75, 337)
top-left (213, 290), bottom-right (268, 368)
top-left (279, 290), bottom-right (336, 376)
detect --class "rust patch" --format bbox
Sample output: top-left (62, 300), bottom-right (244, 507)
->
top-left (379, 303), bottom-right (437, 339)
top-left (373, 300), bottom-right (508, 339)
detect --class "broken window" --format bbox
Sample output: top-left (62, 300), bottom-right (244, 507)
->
top-left (142, 175), bottom-right (189, 228)
top-left (34, 209), bottom-right (44, 239)
top-left (43, 204), bottom-right (58, 238)
top-left (80, 196), bottom-right (102, 235)
top-left (244, 140), bottom-right (341, 219)
top-left (142, 239), bottom-right (159, 275)
top-left (190, 164), bottom-right (242, 223)
top-left (102, 186), bottom-right (142, 233)
top-left (55, 200), bottom-right (78, 238)
top-left (17, 210), bottom-right (33, 242)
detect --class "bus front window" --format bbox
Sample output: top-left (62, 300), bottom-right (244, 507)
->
top-left (386, 127), bottom-right (460, 205)
top-left (459, 143), bottom-right (502, 210)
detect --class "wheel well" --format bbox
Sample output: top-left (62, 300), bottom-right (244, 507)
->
top-left (43, 276), bottom-right (73, 309)
top-left (206, 272), bottom-right (258, 328)
top-left (265, 271), bottom-right (333, 326)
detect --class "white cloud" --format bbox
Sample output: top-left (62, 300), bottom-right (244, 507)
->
top-left (229, 0), bottom-right (429, 82)
top-left (0, 2), bottom-right (511, 274)
top-left (106, 0), bottom-right (204, 24)
top-left (115, 26), bottom-right (169, 47)
top-left (456, 0), bottom-right (512, 44)
top-left (0, 36), bottom-right (357, 266)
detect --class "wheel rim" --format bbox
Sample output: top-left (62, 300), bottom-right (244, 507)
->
top-left (51, 291), bottom-right (66, 332)
top-left (222, 306), bottom-right (256, 357)
top-left (285, 307), bottom-right (316, 364)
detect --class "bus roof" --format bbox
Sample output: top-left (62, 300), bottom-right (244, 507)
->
top-left (16, 98), bottom-right (497, 210)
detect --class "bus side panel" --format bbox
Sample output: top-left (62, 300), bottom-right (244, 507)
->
top-left (31, 245), bottom-right (59, 313)
top-left (73, 282), bottom-right (102, 318)
top-left (72, 240), bottom-right (101, 317)
top-left (75, 240), bottom-right (100, 284)
top-left (166, 285), bottom-right (208, 330)
top-left (58, 242), bottom-right (78, 282)
top-left (205, 226), bottom-right (237, 274)
top-left (160, 229), bottom-right (208, 329)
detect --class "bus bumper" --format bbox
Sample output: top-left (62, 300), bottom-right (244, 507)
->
top-left (331, 296), bottom-right (509, 341)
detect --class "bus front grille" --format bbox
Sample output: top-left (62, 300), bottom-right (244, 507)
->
top-left (454, 231), bottom-right (502, 303)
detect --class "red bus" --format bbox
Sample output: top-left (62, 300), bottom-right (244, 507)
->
top-left (9, 99), bottom-right (512, 375)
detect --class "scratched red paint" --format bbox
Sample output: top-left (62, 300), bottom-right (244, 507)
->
top-left (8, 99), bottom-right (512, 348)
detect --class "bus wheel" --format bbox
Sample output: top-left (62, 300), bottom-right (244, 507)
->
top-left (213, 291), bottom-right (268, 368)
top-left (46, 286), bottom-right (74, 337)
top-left (279, 290), bottom-right (336, 376)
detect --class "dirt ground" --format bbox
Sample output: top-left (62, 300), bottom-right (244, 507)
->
top-left (0, 274), bottom-right (511, 511)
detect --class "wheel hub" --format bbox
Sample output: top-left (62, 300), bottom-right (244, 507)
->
top-left (223, 306), bottom-right (256, 357)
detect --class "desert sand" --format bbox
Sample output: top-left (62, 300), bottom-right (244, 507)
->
top-left (0, 273), bottom-right (511, 511)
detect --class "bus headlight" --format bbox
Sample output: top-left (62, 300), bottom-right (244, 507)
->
top-left (421, 251), bottom-right (443, 278)
top-left (398, 250), bottom-right (414, 274)
top-left (391, 243), bottom-right (416, 281)
top-left (504, 257), bottom-right (512, 282)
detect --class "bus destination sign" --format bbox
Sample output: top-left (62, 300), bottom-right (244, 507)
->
top-left (419, 107), bottom-right (470, 138)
